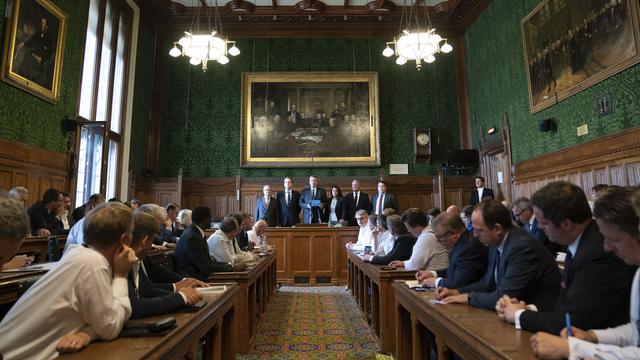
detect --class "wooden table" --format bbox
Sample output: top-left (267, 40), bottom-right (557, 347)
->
top-left (60, 283), bottom-right (239, 360)
top-left (393, 281), bottom-right (537, 360)
top-left (17, 235), bottom-right (67, 262)
top-left (0, 270), bottom-right (47, 306)
top-left (347, 250), bottom-right (416, 354)
top-left (266, 226), bottom-right (358, 285)
top-left (208, 252), bottom-right (277, 353)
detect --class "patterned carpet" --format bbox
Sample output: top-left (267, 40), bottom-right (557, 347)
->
top-left (237, 286), bottom-right (381, 360)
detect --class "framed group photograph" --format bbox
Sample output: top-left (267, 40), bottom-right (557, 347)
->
top-left (521, 0), bottom-right (640, 113)
top-left (1, 0), bottom-right (67, 103)
top-left (240, 72), bottom-right (380, 168)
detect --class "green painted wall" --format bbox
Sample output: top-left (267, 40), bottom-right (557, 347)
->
top-left (466, 0), bottom-right (640, 163)
top-left (129, 20), bottom-right (155, 175)
top-left (0, 0), bottom-right (88, 153)
top-left (157, 38), bottom-right (460, 178)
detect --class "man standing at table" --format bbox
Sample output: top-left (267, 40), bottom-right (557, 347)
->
top-left (469, 176), bottom-right (494, 206)
top-left (343, 179), bottom-right (372, 226)
top-left (278, 177), bottom-right (301, 227)
top-left (371, 181), bottom-right (399, 216)
top-left (299, 175), bottom-right (327, 224)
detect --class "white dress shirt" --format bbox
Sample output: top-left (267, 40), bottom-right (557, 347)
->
top-left (63, 218), bottom-right (85, 252)
top-left (567, 267), bottom-right (640, 360)
top-left (0, 246), bottom-right (131, 359)
top-left (352, 222), bottom-right (375, 251)
top-left (403, 226), bottom-right (449, 271)
top-left (477, 187), bottom-right (484, 201)
top-left (375, 230), bottom-right (395, 256)
top-left (207, 230), bottom-right (253, 265)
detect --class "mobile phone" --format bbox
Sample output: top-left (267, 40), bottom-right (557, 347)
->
top-left (414, 287), bottom-right (428, 292)
top-left (149, 317), bottom-right (176, 332)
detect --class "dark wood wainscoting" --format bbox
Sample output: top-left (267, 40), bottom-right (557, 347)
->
top-left (0, 139), bottom-right (68, 208)
top-left (513, 127), bottom-right (640, 198)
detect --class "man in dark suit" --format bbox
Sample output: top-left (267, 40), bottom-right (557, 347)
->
top-left (127, 210), bottom-right (202, 319)
top-left (299, 175), bottom-right (328, 224)
top-left (371, 180), bottom-right (399, 216)
top-left (512, 197), bottom-right (563, 256)
top-left (174, 206), bottom-right (234, 281)
top-left (498, 181), bottom-right (634, 334)
top-left (254, 184), bottom-right (279, 227)
top-left (437, 199), bottom-right (561, 311)
top-left (469, 176), bottom-right (495, 206)
top-left (277, 177), bottom-right (301, 227)
top-left (27, 188), bottom-right (66, 236)
top-left (342, 179), bottom-right (372, 226)
top-left (416, 211), bottom-right (488, 289)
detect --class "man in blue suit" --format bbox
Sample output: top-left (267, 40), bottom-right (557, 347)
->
top-left (277, 177), bottom-right (301, 227)
top-left (512, 197), bottom-right (564, 256)
top-left (416, 211), bottom-right (488, 289)
top-left (299, 175), bottom-right (327, 224)
top-left (255, 184), bottom-right (279, 227)
top-left (436, 199), bottom-right (561, 311)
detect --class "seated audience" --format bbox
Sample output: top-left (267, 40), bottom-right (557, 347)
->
top-left (27, 188), bottom-right (67, 236)
top-left (8, 186), bottom-right (29, 207)
top-left (497, 182), bottom-right (634, 334)
top-left (56, 192), bottom-right (74, 230)
top-left (0, 198), bottom-right (31, 267)
top-left (178, 208), bottom-right (192, 228)
top-left (511, 197), bottom-right (563, 255)
top-left (208, 216), bottom-right (255, 266)
top-left (446, 205), bottom-right (460, 214)
top-left (166, 203), bottom-right (183, 238)
top-left (389, 208), bottom-right (448, 271)
top-left (374, 213), bottom-right (395, 256)
top-left (174, 206), bottom-right (234, 281)
top-left (248, 220), bottom-right (268, 249)
top-left (72, 193), bottom-right (105, 222)
top-left (426, 206), bottom-right (441, 223)
top-left (130, 199), bottom-right (142, 209)
top-left (531, 187), bottom-right (640, 359)
top-left (0, 202), bottom-right (137, 358)
top-left (127, 211), bottom-right (201, 319)
top-left (461, 205), bottom-right (473, 232)
top-left (363, 215), bottom-right (416, 265)
top-left (138, 204), bottom-right (176, 248)
top-left (230, 212), bottom-right (252, 251)
top-left (345, 210), bottom-right (375, 251)
top-left (436, 199), bottom-right (561, 311)
top-left (416, 211), bottom-right (488, 288)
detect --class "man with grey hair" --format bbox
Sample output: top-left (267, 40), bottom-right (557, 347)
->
top-left (138, 204), bottom-right (176, 249)
top-left (345, 209), bottom-right (374, 251)
top-left (0, 198), bottom-right (31, 266)
top-left (248, 220), bottom-right (268, 248)
top-left (8, 186), bottom-right (29, 207)
top-left (511, 197), bottom-right (562, 255)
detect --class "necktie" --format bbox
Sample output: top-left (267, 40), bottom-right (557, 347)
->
top-left (525, 223), bottom-right (532, 235)
top-left (354, 192), bottom-right (359, 207)
top-left (286, 192), bottom-right (290, 205)
top-left (562, 251), bottom-right (573, 288)
top-left (312, 189), bottom-right (316, 199)
top-left (494, 250), bottom-right (501, 285)
top-left (377, 194), bottom-right (384, 215)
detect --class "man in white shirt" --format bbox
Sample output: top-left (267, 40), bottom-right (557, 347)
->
top-left (0, 202), bottom-right (137, 359)
top-left (389, 208), bottom-right (448, 271)
top-left (345, 209), bottom-right (375, 251)
top-left (531, 187), bottom-right (640, 360)
top-left (248, 220), bottom-right (268, 249)
top-left (208, 217), bottom-right (254, 266)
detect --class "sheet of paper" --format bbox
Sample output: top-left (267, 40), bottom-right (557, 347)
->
top-left (404, 280), bottom-right (421, 288)
top-left (430, 299), bottom-right (446, 305)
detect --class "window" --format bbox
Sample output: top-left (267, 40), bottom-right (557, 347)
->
top-left (76, 0), bottom-right (133, 203)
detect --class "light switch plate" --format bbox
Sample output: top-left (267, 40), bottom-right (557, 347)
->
top-left (577, 124), bottom-right (588, 137)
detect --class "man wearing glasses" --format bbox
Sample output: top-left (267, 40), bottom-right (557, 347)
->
top-left (512, 197), bottom-right (563, 255)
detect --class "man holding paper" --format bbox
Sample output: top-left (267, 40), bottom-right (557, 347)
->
top-left (299, 175), bottom-right (328, 224)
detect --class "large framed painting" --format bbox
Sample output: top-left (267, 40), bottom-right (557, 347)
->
top-left (241, 72), bottom-right (380, 168)
top-left (1, 0), bottom-right (67, 103)
top-left (521, 0), bottom-right (640, 113)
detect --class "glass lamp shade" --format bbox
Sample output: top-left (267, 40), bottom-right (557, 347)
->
top-left (178, 35), bottom-right (191, 48)
top-left (441, 42), bottom-right (453, 53)
top-left (189, 57), bottom-right (201, 65)
top-left (395, 56), bottom-right (407, 65)
top-left (217, 55), bottom-right (229, 64)
top-left (396, 31), bottom-right (438, 60)
top-left (169, 45), bottom-right (181, 57)
top-left (382, 45), bottom-right (394, 57)
top-left (228, 45), bottom-right (240, 56)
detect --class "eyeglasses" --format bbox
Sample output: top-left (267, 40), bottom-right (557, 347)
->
top-left (513, 209), bottom-right (526, 217)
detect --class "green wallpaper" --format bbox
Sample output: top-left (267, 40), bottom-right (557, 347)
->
top-left (129, 20), bottom-right (155, 175)
top-left (0, 0), bottom-right (88, 153)
top-left (157, 38), bottom-right (460, 178)
top-left (466, 0), bottom-right (640, 163)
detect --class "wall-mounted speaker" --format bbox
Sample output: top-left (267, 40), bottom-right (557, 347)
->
top-left (539, 118), bottom-right (556, 132)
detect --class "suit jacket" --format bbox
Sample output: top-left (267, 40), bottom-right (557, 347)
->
top-left (370, 193), bottom-right (400, 215)
top-left (323, 197), bottom-right (345, 223)
top-left (436, 231), bottom-right (488, 289)
top-left (27, 201), bottom-right (66, 236)
top-left (174, 224), bottom-right (233, 281)
top-left (236, 229), bottom-right (249, 251)
top-left (299, 187), bottom-right (328, 224)
top-left (459, 229), bottom-right (561, 311)
top-left (277, 190), bottom-right (301, 227)
top-left (469, 188), bottom-right (495, 206)
top-left (370, 234), bottom-right (416, 265)
top-left (142, 256), bottom-right (183, 292)
top-left (520, 221), bottom-right (635, 333)
top-left (342, 191), bottom-right (372, 226)
top-left (127, 267), bottom-right (185, 319)
top-left (255, 196), bottom-right (279, 227)
top-left (529, 218), bottom-right (564, 256)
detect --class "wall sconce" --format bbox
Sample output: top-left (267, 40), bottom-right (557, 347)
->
top-left (487, 127), bottom-right (497, 135)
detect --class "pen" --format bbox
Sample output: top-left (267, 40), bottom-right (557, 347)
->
top-left (565, 313), bottom-right (572, 337)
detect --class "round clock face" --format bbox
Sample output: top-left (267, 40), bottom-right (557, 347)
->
top-left (417, 133), bottom-right (430, 146)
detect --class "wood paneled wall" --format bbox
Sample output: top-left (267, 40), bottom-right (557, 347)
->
top-left (134, 174), bottom-right (477, 219)
top-left (513, 127), bottom-right (640, 199)
top-left (0, 139), bottom-right (68, 207)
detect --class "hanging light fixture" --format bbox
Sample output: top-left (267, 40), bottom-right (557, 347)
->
top-left (382, 0), bottom-right (452, 70)
top-left (168, 0), bottom-right (240, 71)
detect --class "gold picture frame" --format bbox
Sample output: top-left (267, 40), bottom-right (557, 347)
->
top-left (1, 0), bottom-right (67, 103)
top-left (240, 72), bottom-right (380, 168)
top-left (521, 0), bottom-right (640, 113)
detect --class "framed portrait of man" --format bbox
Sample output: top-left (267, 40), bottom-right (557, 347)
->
top-left (1, 0), bottom-right (67, 103)
top-left (240, 72), bottom-right (380, 168)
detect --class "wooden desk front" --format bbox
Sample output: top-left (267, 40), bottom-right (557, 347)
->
top-left (266, 226), bottom-right (358, 285)
top-left (208, 252), bottom-right (277, 353)
top-left (393, 282), bottom-right (537, 360)
top-left (17, 235), bottom-right (66, 263)
top-left (61, 283), bottom-right (239, 360)
top-left (347, 250), bottom-right (416, 354)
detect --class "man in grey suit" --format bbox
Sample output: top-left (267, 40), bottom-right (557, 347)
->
top-left (371, 180), bottom-right (399, 216)
top-left (299, 175), bottom-right (327, 224)
top-left (436, 199), bottom-right (561, 312)
top-left (255, 184), bottom-right (279, 227)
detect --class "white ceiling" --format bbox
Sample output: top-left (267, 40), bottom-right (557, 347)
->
top-left (173, 0), bottom-right (446, 7)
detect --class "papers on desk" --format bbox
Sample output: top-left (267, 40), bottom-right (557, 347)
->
top-left (404, 280), bottom-right (422, 289)
top-left (430, 299), bottom-right (446, 305)
top-left (197, 285), bottom-right (227, 295)
top-left (1, 262), bottom-right (58, 272)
